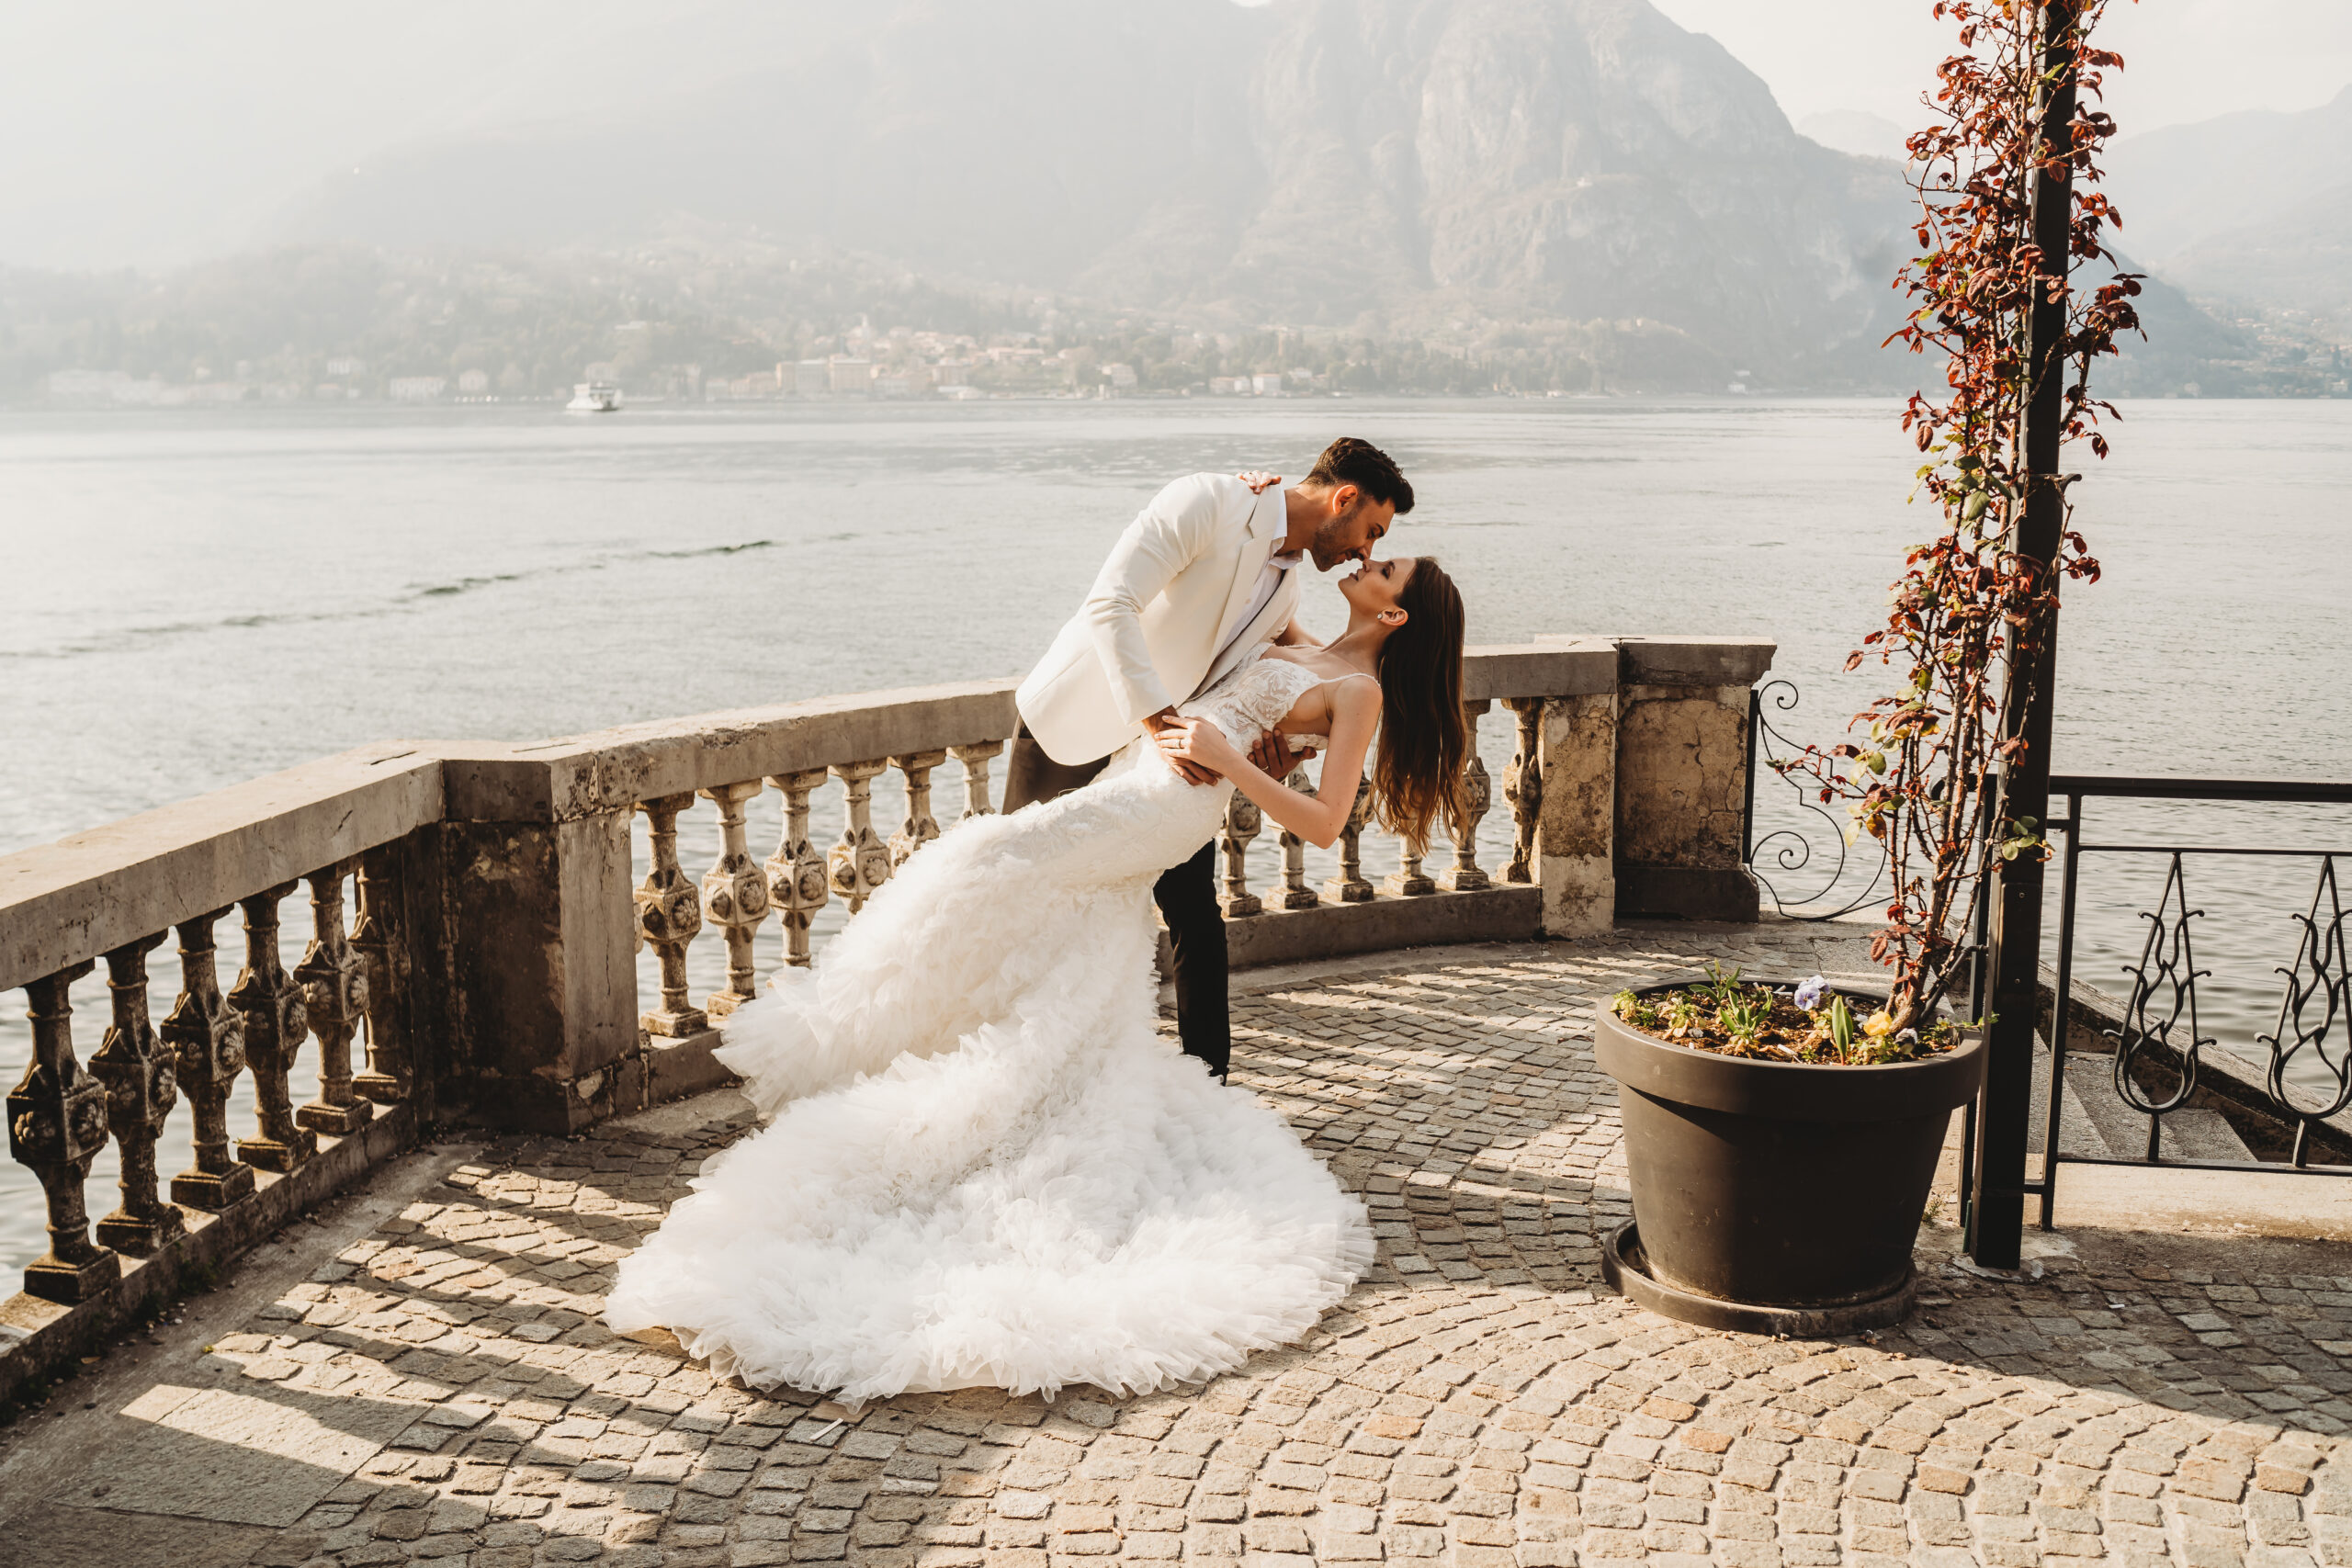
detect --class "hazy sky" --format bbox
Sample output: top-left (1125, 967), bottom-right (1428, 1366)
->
top-left (1646, 0), bottom-right (2352, 132)
top-left (3, 0), bottom-right (2348, 271)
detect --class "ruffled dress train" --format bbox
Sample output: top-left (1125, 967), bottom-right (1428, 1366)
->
top-left (605, 658), bottom-right (1374, 1405)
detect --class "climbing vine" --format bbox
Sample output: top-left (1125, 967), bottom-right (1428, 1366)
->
top-left (1788, 0), bottom-right (2143, 1030)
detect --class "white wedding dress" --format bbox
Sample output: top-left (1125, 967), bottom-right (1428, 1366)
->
top-left (605, 655), bottom-right (1374, 1405)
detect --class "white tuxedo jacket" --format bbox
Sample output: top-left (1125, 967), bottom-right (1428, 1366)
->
top-left (1016, 472), bottom-right (1301, 766)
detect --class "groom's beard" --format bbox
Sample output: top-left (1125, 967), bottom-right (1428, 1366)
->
top-left (1307, 500), bottom-right (1374, 570)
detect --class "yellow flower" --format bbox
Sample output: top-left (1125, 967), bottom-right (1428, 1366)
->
top-left (1863, 1011), bottom-right (1896, 1038)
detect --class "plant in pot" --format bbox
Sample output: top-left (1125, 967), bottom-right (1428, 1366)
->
top-left (1595, 0), bottom-right (2141, 1335)
top-left (1596, 966), bottom-right (1986, 1333)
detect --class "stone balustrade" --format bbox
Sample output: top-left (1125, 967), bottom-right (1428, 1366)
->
top-left (0, 634), bottom-right (1768, 1402)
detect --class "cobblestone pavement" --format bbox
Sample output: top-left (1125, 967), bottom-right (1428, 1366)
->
top-left (8, 927), bottom-right (2352, 1568)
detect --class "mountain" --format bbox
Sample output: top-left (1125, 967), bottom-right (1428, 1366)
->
top-left (274, 0), bottom-right (1919, 384)
top-left (2102, 86), bottom-right (2352, 316)
top-left (1796, 110), bottom-right (1907, 163)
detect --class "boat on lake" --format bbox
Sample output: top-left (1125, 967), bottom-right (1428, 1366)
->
top-left (567, 381), bottom-right (623, 412)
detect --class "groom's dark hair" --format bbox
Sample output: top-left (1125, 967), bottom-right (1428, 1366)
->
top-left (1306, 436), bottom-right (1414, 515)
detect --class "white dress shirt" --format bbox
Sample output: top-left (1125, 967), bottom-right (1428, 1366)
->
top-left (1197, 549), bottom-right (1300, 698)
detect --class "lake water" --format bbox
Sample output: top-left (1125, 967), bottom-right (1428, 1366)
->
top-left (2, 396), bottom-right (2347, 1270)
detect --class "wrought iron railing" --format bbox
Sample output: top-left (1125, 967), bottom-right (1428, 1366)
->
top-left (1741, 679), bottom-right (1889, 920)
top-left (2026, 775), bottom-right (2352, 1224)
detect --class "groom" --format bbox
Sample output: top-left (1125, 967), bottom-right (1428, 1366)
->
top-left (1007, 436), bottom-right (1416, 1081)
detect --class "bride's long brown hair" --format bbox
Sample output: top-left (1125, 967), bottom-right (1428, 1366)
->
top-left (1371, 558), bottom-right (1468, 852)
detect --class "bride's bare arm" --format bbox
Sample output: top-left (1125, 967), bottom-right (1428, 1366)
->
top-left (1159, 681), bottom-right (1381, 849)
top-left (1271, 615), bottom-right (1320, 649)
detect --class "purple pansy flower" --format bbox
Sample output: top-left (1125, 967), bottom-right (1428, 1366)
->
top-left (1793, 975), bottom-right (1826, 1010)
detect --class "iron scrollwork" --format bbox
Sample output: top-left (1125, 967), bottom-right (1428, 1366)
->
top-left (2259, 854), bottom-right (2352, 1167)
top-left (2106, 853), bottom-right (2213, 1159)
top-left (1743, 679), bottom-right (1889, 920)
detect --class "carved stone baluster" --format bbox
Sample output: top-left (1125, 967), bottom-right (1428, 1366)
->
top-left (951, 741), bottom-right (1004, 820)
top-left (636, 794), bottom-right (707, 1036)
top-left (1324, 776), bottom-right (1377, 904)
top-left (232, 884), bottom-right (315, 1171)
top-left (700, 780), bottom-right (771, 1017)
top-left (889, 750), bottom-right (948, 864)
top-left (294, 865), bottom-right (372, 1135)
top-left (164, 909), bottom-right (254, 1210)
top-left (1385, 774), bottom-right (1438, 898)
top-left (830, 760), bottom-right (894, 913)
top-left (351, 857), bottom-right (411, 1105)
top-left (1276, 765), bottom-right (1320, 910)
top-left (9, 962), bottom-right (120, 1303)
top-left (89, 934), bottom-right (186, 1256)
top-left (1221, 790), bottom-right (1264, 918)
top-left (1503, 698), bottom-right (1544, 885)
top-left (1441, 700), bottom-right (1495, 892)
top-left (765, 770), bottom-right (831, 969)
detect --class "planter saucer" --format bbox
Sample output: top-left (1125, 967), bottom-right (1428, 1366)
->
top-left (1601, 1222), bottom-right (1918, 1338)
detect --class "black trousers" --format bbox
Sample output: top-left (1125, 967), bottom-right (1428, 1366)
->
top-left (1001, 724), bottom-right (1230, 1081)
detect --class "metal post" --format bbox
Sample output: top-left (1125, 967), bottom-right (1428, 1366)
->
top-left (2040, 791), bottom-right (2084, 1228)
top-left (1967, 0), bottom-right (2079, 1270)
top-left (1957, 774), bottom-right (2001, 1230)
top-left (1741, 687), bottom-right (1760, 866)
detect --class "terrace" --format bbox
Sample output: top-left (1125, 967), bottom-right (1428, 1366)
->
top-left (3, 637), bottom-right (2348, 1567)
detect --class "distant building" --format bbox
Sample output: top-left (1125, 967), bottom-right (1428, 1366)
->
top-left (45, 369), bottom-right (164, 406)
top-left (1102, 363), bottom-right (1137, 389)
top-left (1251, 373), bottom-right (1284, 396)
top-left (705, 369), bottom-right (784, 400)
top-left (325, 356), bottom-right (365, 378)
top-left (389, 377), bottom-right (448, 402)
top-left (1209, 378), bottom-right (1244, 396)
top-left (938, 385), bottom-right (985, 401)
top-left (795, 361), bottom-right (830, 397)
top-left (829, 358), bottom-right (875, 395)
top-left (458, 369), bottom-right (491, 395)
top-left (876, 374), bottom-right (913, 398)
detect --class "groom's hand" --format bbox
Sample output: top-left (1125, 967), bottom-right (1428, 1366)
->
top-left (1249, 730), bottom-right (1310, 780)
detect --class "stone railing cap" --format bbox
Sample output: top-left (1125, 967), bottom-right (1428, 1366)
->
top-left (0, 745), bottom-right (443, 994)
top-left (1464, 641), bottom-right (1618, 700)
top-left (425, 680), bottom-right (1023, 822)
top-left (1587, 635), bottom-right (1777, 688)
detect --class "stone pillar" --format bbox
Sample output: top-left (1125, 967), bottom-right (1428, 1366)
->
top-left (1611, 637), bottom-right (1774, 922)
top-left (1532, 691), bottom-right (1620, 938)
top-left (424, 795), bottom-right (639, 1134)
top-left (1501, 637), bottom-right (1621, 940)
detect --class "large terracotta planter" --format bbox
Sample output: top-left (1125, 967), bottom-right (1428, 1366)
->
top-left (1593, 984), bottom-right (1985, 1334)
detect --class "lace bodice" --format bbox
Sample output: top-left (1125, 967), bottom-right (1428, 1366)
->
top-left (1181, 656), bottom-right (1331, 750)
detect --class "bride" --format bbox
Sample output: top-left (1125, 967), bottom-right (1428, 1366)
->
top-left (605, 555), bottom-right (1468, 1405)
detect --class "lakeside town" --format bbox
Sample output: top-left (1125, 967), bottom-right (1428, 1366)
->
top-left (40, 326), bottom-right (1380, 409)
top-left (9, 238), bottom-right (2345, 412)
top-left (30, 311), bottom-right (2351, 409)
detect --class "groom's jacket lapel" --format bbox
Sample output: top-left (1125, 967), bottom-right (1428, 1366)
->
top-left (1195, 488), bottom-right (1297, 699)
top-left (1208, 483), bottom-right (1290, 655)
